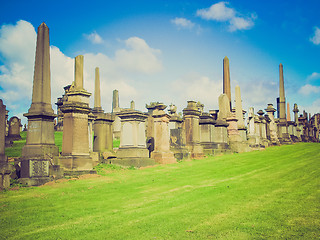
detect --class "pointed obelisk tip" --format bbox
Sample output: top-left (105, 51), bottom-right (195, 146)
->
top-left (279, 63), bottom-right (283, 67)
top-left (224, 56), bottom-right (228, 60)
top-left (39, 22), bottom-right (48, 28)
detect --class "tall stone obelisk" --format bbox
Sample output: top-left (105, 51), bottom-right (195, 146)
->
top-left (223, 56), bottom-right (231, 109)
top-left (278, 63), bottom-right (290, 143)
top-left (21, 23), bottom-right (59, 186)
top-left (112, 89), bottom-right (121, 139)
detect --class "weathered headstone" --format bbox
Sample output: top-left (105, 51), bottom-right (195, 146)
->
top-left (199, 112), bottom-right (216, 154)
top-left (183, 101), bottom-right (204, 159)
top-left (293, 104), bottom-right (302, 140)
top-left (7, 116), bottom-right (22, 141)
top-left (257, 110), bottom-right (269, 147)
top-left (286, 102), bottom-right (298, 141)
top-left (20, 23), bottom-right (59, 186)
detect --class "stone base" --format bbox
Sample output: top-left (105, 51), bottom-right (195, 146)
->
top-left (59, 155), bottom-right (93, 171)
top-left (151, 151), bottom-right (177, 164)
top-left (19, 177), bottom-right (52, 186)
top-left (110, 158), bottom-right (155, 168)
top-left (201, 142), bottom-right (215, 155)
top-left (290, 135), bottom-right (300, 142)
top-left (22, 144), bottom-right (59, 158)
top-left (211, 142), bottom-right (232, 155)
top-left (116, 147), bottom-right (149, 158)
top-left (0, 162), bottom-right (13, 189)
top-left (229, 141), bottom-right (251, 153)
top-left (170, 147), bottom-right (190, 160)
top-left (187, 144), bottom-right (204, 159)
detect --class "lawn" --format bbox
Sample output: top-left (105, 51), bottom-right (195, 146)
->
top-left (1, 143), bottom-right (319, 239)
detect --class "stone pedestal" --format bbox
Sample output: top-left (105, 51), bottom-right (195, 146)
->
top-left (199, 113), bottom-right (216, 155)
top-left (150, 106), bottom-right (176, 164)
top-left (112, 110), bottom-right (155, 168)
top-left (93, 113), bottom-right (114, 153)
top-left (183, 101), bottom-right (204, 159)
top-left (257, 110), bottom-right (269, 147)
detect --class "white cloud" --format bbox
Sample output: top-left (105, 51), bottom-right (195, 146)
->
top-left (307, 72), bottom-right (320, 81)
top-left (171, 17), bottom-right (195, 29)
top-left (84, 31), bottom-right (103, 44)
top-left (310, 26), bottom-right (320, 45)
top-left (171, 72), bottom-right (222, 111)
top-left (196, 2), bottom-right (256, 32)
top-left (298, 84), bottom-right (320, 96)
top-left (301, 99), bottom-right (320, 115)
top-left (115, 37), bottom-right (163, 74)
top-left (0, 20), bottom-right (36, 117)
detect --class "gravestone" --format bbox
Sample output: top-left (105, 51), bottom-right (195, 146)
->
top-left (7, 116), bottom-right (22, 141)
top-left (20, 23), bottom-right (59, 186)
top-left (112, 110), bottom-right (155, 167)
top-left (112, 90), bottom-right (121, 139)
top-left (234, 85), bottom-right (247, 141)
top-left (257, 110), bottom-right (269, 147)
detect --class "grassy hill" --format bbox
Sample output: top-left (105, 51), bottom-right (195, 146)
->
top-left (1, 143), bottom-right (319, 239)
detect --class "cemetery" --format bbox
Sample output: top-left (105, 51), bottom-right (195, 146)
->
top-left (0, 23), bottom-right (319, 239)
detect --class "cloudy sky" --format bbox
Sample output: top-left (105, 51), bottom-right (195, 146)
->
top-left (1, 0), bottom-right (319, 124)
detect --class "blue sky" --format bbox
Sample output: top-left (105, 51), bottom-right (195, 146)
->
top-left (1, 0), bottom-right (320, 124)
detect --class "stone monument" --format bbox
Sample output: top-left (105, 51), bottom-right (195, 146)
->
top-left (7, 116), bottom-right (22, 141)
top-left (59, 55), bottom-right (94, 171)
top-left (277, 63), bottom-right (291, 143)
top-left (265, 104), bottom-right (280, 145)
top-left (112, 89), bottom-right (121, 139)
top-left (234, 85), bottom-right (247, 141)
top-left (20, 23), bottom-right (59, 186)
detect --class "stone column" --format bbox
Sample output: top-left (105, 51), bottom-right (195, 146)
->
top-left (278, 63), bottom-right (290, 143)
top-left (223, 56), bottom-right (231, 109)
top-left (265, 104), bottom-right (280, 145)
top-left (183, 101), bottom-right (204, 159)
top-left (112, 110), bottom-right (155, 168)
top-left (0, 100), bottom-right (12, 189)
top-left (112, 89), bottom-right (119, 111)
top-left (151, 105), bottom-right (176, 164)
top-left (93, 67), bottom-right (102, 113)
top-left (93, 113), bottom-right (114, 153)
top-left (21, 23), bottom-right (59, 186)
top-left (130, 100), bottom-right (135, 110)
top-left (59, 55), bottom-right (93, 171)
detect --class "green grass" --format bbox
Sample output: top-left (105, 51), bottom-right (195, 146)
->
top-left (1, 143), bottom-right (319, 239)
